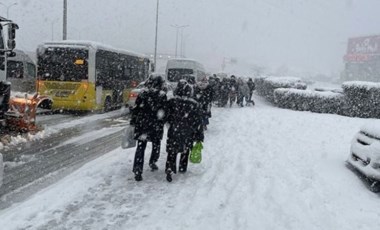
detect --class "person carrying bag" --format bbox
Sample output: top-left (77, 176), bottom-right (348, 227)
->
top-left (165, 80), bottom-right (204, 182)
top-left (130, 75), bottom-right (167, 182)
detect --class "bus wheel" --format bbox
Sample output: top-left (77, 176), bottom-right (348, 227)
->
top-left (104, 97), bottom-right (112, 112)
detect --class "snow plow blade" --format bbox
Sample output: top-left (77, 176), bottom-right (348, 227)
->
top-left (4, 94), bottom-right (51, 132)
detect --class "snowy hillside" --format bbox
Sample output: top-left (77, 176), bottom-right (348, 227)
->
top-left (0, 96), bottom-right (379, 230)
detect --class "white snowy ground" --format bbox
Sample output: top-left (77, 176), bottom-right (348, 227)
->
top-left (0, 108), bottom-right (128, 150)
top-left (1, 96), bottom-right (380, 230)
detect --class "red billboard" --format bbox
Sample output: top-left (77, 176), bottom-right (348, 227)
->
top-left (345, 35), bottom-right (380, 62)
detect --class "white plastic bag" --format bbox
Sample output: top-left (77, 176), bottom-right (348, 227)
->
top-left (121, 125), bottom-right (136, 149)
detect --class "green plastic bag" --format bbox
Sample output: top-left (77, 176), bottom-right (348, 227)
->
top-left (190, 142), bottom-right (203, 164)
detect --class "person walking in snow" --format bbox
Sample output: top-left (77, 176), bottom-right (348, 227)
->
top-left (237, 78), bottom-right (250, 107)
top-left (130, 75), bottom-right (167, 181)
top-left (194, 77), bottom-right (213, 130)
top-left (247, 77), bottom-right (255, 105)
top-left (165, 80), bottom-right (204, 182)
top-left (219, 77), bottom-right (230, 107)
top-left (212, 76), bottom-right (221, 105)
top-left (229, 75), bottom-right (238, 107)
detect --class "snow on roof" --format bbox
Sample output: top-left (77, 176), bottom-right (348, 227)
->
top-left (166, 58), bottom-right (206, 71)
top-left (265, 76), bottom-right (302, 83)
top-left (264, 76), bottom-right (306, 88)
top-left (361, 121), bottom-right (380, 139)
top-left (40, 40), bottom-right (147, 59)
top-left (342, 81), bottom-right (380, 90)
top-left (168, 57), bottom-right (198, 62)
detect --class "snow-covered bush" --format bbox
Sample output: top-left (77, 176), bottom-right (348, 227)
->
top-left (274, 88), bottom-right (344, 114)
top-left (255, 76), bottom-right (307, 103)
top-left (342, 81), bottom-right (380, 118)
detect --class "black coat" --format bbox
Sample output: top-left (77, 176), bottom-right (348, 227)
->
top-left (247, 80), bottom-right (255, 92)
top-left (130, 89), bottom-right (167, 142)
top-left (166, 96), bottom-right (204, 152)
top-left (194, 84), bottom-right (213, 117)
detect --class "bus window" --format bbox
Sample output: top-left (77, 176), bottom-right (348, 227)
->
top-left (38, 48), bottom-right (89, 82)
top-left (167, 68), bottom-right (194, 82)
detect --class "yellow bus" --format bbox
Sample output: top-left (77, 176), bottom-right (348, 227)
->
top-left (36, 41), bottom-right (150, 112)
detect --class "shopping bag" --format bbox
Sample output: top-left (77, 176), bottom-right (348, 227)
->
top-left (121, 125), bottom-right (136, 149)
top-left (190, 142), bottom-right (203, 164)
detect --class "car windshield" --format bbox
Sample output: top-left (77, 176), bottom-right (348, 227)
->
top-left (2, 1), bottom-right (380, 230)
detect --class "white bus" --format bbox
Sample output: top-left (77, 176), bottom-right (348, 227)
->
top-left (165, 58), bottom-right (206, 83)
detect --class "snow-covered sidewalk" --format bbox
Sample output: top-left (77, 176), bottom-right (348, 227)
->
top-left (1, 96), bottom-right (380, 230)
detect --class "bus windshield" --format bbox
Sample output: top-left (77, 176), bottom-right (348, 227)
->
top-left (38, 47), bottom-right (89, 81)
top-left (7, 61), bottom-right (24, 78)
top-left (167, 68), bottom-right (193, 82)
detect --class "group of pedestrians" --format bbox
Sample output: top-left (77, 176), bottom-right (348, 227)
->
top-left (209, 74), bottom-right (255, 108)
top-left (130, 75), bottom-right (211, 182)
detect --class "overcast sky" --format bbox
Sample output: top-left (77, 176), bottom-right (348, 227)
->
top-left (4, 0), bottom-right (380, 76)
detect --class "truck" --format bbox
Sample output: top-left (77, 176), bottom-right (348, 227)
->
top-left (0, 17), bottom-right (50, 134)
top-left (0, 16), bottom-right (18, 188)
top-left (0, 16), bottom-right (18, 126)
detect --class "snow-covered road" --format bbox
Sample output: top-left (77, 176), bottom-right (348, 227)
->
top-left (1, 96), bottom-right (380, 230)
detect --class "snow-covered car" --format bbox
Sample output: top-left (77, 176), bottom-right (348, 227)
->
top-left (127, 82), bottom-right (146, 109)
top-left (127, 81), bottom-right (174, 109)
top-left (0, 153), bottom-right (3, 188)
top-left (347, 123), bottom-right (380, 181)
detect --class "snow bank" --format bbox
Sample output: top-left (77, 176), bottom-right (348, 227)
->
top-left (255, 76), bottom-right (307, 103)
top-left (265, 76), bottom-right (307, 89)
top-left (342, 81), bottom-right (380, 118)
top-left (256, 79), bottom-right (380, 119)
top-left (274, 88), bottom-right (344, 114)
top-left (343, 81), bottom-right (380, 90)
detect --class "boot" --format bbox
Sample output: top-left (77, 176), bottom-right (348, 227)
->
top-left (134, 172), bottom-right (143, 182)
top-left (149, 162), bottom-right (159, 171)
top-left (179, 167), bottom-right (187, 173)
top-left (166, 172), bottom-right (173, 182)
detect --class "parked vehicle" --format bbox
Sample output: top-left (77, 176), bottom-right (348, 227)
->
top-left (347, 123), bottom-right (380, 182)
top-left (127, 81), bottom-right (146, 109)
top-left (127, 78), bottom-right (174, 109)
top-left (165, 58), bottom-right (206, 84)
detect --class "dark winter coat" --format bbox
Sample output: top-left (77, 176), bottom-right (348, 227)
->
top-left (194, 83), bottom-right (213, 118)
top-left (229, 78), bottom-right (239, 93)
top-left (166, 96), bottom-right (204, 153)
top-left (130, 89), bottom-right (167, 142)
top-left (247, 79), bottom-right (255, 92)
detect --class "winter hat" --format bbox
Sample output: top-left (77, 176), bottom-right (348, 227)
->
top-left (197, 80), bottom-right (208, 90)
top-left (151, 75), bottom-right (164, 90)
top-left (176, 80), bottom-right (192, 97)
